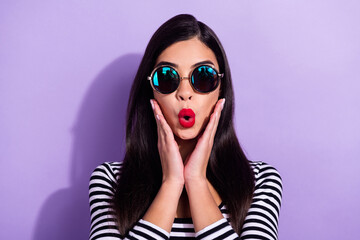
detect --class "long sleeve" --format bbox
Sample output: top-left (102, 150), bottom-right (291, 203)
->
top-left (195, 218), bottom-right (239, 239)
top-left (88, 162), bottom-right (170, 240)
top-left (192, 162), bottom-right (282, 240)
top-left (240, 162), bottom-right (283, 240)
top-left (89, 161), bottom-right (282, 240)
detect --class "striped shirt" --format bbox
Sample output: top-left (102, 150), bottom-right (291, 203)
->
top-left (89, 161), bottom-right (282, 240)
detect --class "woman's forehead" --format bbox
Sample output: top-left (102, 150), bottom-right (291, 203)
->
top-left (155, 38), bottom-right (219, 70)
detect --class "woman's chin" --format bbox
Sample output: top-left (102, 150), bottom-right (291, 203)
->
top-left (174, 128), bottom-right (200, 141)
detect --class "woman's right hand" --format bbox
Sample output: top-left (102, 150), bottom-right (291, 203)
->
top-left (151, 99), bottom-right (185, 186)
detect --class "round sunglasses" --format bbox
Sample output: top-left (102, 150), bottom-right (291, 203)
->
top-left (147, 65), bottom-right (224, 94)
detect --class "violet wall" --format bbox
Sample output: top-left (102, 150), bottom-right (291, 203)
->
top-left (1, 1), bottom-right (359, 239)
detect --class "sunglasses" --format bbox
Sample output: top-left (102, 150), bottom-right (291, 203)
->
top-left (147, 65), bottom-right (224, 94)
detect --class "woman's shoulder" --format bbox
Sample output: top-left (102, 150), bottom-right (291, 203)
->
top-left (90, 161), bottom-right (123, 183)
top-left (248, 161), bottom-right (282, 189)
top-left (241, 162), bottom-right (283, 239)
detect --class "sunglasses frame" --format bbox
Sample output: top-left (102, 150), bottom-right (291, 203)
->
top-left (147, 64), bottom-right (224, 94)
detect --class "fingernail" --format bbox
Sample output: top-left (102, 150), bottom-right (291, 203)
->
top-left (221, 98), bottom-right (226, 110)
top-left (150, 99), bottom-right (154, 110)
top-left (156, 114), bottom-right (160, 120)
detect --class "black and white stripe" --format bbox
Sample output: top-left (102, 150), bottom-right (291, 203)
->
top-left (241, 162), bottom-right (283, 240)
top-left (89, 161), bottom-right (282, 240)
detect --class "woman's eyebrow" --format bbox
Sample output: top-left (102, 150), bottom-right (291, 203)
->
top-left (191, 60), bottom-right (215, 68)
top-left (154, 60), bottom-right (215, 69)
top-left (155, 61), bottom-right (178, 68)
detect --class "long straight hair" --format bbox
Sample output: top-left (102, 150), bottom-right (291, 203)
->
top-left (114, 14), bottom-right (255, 236)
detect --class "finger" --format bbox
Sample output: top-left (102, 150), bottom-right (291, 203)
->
top-left (151, 99), bottom-right (174, 140)
top-left (202, 98), bottom-right (224, 137)
top-left (150, 99), bottom-right (168, 143)
top-left (198, 107), bottom-right (217, 142)
top-left (156, 114), bottom-right (174, 140)
top-left (150, 99), bottom-right (162, 138)
top-left (150, 99), bottom-right (164, 124)
top-left (152, 100), bottom-right (171, 134)
top-left (210, 98), bottom-right (225, 140)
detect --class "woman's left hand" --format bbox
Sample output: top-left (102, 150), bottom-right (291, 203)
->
top-left (183, 98), bottom-right (225, 182)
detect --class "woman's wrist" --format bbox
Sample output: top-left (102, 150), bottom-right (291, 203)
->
top-left (184, 169), bottom-right (207, 183)
top-left (143, 177), bottom-right (184, 233)
top-left (162, 178), bottom-right (184, 195)
top-left (184, 176), bottom-right (208, 190)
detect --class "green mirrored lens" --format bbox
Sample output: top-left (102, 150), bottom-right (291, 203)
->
top-left (191, 66), bottom-right (219, 93)
top-left (152, 67), bottom-right (179, 94)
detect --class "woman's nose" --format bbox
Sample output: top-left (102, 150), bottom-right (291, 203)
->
top-left (176, 77), bottom-right (193, 101)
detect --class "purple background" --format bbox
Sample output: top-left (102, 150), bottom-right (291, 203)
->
top-left (1, 1), bottom-right (359, 239)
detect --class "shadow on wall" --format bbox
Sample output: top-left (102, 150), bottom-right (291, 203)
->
top-left (32, 54), bottom-right (143, 240)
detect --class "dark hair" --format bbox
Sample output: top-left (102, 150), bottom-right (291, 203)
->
top-left (114, 14), bottom-right (255, 236)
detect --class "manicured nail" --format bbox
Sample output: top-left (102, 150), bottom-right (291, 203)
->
top-left (156, 114), bottom-right (160, 120)
top-left (221, 98), bottom-right (226, 110)
top-left (150, 99), bottom-right (154, 110)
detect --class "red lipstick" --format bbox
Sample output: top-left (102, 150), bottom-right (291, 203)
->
top-left (178, 109), bottom-right (195, 128)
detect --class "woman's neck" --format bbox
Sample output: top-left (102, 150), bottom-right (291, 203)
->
top-left (174, 135), bottom-right (198, 162)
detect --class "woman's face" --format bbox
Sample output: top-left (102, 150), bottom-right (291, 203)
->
top-left (153, 37), bottom-right (221, 140)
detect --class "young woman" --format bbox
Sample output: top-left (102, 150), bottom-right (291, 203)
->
top-left (89, 14), bottom-right (282, 240)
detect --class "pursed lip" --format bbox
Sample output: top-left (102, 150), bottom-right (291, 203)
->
top-left (178, 108), bottom-right (195, 128)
